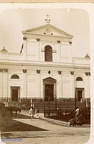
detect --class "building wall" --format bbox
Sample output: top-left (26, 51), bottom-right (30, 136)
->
top-left (0, 25), bottom-right (90, 109)
top-left (0, 65), bottom-right (90, 104)
top-left (23, 38), bottom-right (71, 63)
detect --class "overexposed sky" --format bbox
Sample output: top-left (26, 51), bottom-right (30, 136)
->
top-left (0, 8), bottom-right (90, 57)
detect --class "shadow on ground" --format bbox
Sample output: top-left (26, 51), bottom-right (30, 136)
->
top-left (1, 119), bottom-right (47, 132)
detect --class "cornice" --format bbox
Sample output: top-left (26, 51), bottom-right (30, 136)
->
top-left (0, 60), bottom-right (90, 69)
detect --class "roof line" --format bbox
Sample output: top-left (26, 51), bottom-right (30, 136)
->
top-left (22, 23), bottom-right (73, 38)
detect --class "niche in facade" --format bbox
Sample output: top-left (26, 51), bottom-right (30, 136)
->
top-left (45, 45), bottom-right (52, 62)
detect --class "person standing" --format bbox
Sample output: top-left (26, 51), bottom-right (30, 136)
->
top-left (29, 107), bottom-right (34, 120)
top-left (75, 107), bottom-right (80, 123)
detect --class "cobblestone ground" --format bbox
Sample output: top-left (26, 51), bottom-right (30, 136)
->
top-left (1, 110), bottom-right (90, 144)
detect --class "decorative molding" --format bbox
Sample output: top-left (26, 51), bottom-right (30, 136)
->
top-left (43, 77), bottom-right (56, 85)
top-left (1, 47), bottom-right (8, 53)
top-left (36, 70), bottom-right (40, 74)
top-left (57, 40), bottom-right (60, 43)
top-left (36, 38), bottom-right (40, 41)
top-left (88, 72), bottom-right (91, 76)
top-left (69, 41), bottom-right (72, 45)
top-left (4, 69), bottom-right (8, 72)
top-left (85, 72), bottom-right (90, 76)
top-left (85, 72), bottom-right (88, 76)
top-left (70, 71), bottom-right (74, 75)
top-left (23, 69), bottom-right (27, 73)
top-left (58, 71), bottom-right (62, 75)
top-left (84, 53), bottom-right (90, 59)
top-left (0, 69), bottom-right (3, 72)
top-left (23, 37), bottom-right (27, 40)
top-left (48, 71), bottom-right (51, 74)
top-left (0, 69), bottom-right (8, 72)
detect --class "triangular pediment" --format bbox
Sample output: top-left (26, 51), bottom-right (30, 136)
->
top-left (43, 77), bottom-right (56, 84)
top-left (22, 24), bottom-right (73, 39)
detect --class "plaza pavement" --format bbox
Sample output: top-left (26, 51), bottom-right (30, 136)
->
top-left (1, 110), bottom-right (90, 144)
top-left (21, 110), bottom-right (90, 127)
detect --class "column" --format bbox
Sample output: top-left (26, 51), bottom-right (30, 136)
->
top-left (70, 71), bottom-right (75, 98)
top-left (23, 37), bottom-right (27, 60)
top-left (70, 71), bottom-right (75, 109)
top-left (57, 41), bottom-right (61, 62)
top-left (23, 69), bottom-right (27, 99)
top-left (36, 70), bottom-right (41, 99)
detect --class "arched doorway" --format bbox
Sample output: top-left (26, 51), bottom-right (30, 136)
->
top-left (43, 77), bottom-right (57, 117)
top-left (45, 45), bottom-right (52, 61)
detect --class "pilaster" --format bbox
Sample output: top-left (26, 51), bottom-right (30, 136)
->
top-left (36, 39), bottom-right (40, 61)
top-left (70, 71), bottom-right (75, 98)
top-left (57, 40), bottom-right (61, 62)
top-left (23, 69), bottom-right (27, 98)
top-left (23, 37), bottom-right (27, 60)
top-left (36, 70), bottom-right (41, 98)
top-left (69, 41), bottom-right (72, 62)
top-left (57, 71), bottom-right (62, 98)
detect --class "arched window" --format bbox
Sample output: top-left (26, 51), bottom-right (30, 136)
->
top-left (76, 77), bottom-right (83, 81)
top-left (45, 45), bottom-right (52, 62)
top-left (11, 74), bottom-right (19, 79)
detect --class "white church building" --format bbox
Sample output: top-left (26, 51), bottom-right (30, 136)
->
top-left (0, 17), bottom-right (90, 111)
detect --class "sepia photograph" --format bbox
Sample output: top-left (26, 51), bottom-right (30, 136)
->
top-left (0, 3), bottom-right (91, 144)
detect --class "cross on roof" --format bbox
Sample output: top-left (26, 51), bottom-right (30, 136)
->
top-left (45, 15), bottom-right (51, 24)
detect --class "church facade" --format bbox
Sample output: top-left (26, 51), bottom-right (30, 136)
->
top-left (0, 20), bottom-right (90, 110)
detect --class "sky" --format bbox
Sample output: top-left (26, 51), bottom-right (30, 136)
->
top-left (0, 8), bottom-right (90, 57)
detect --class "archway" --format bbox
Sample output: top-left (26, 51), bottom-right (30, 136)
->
top-left (43, 77), bottom-right (57, 117)
top-left (45, 45), bottom-right (52, 61)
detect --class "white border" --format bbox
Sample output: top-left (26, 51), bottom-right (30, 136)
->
top-left (0, 3), bottom-right (94, 144)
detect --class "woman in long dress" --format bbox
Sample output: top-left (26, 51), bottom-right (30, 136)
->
top-left (29, 107), bottom-right (34, 120)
